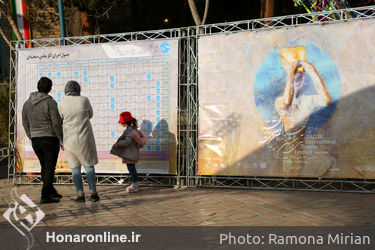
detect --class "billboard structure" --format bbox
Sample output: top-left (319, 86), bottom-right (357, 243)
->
top-left (16, 40), bottom-right (178, 174)
top-left (9, 6), bottom-right (375, 191)
top-left (197, 18), bottom-right (375, 179)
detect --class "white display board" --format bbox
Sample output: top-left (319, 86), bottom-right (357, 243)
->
top-left (16, 40), bottom-right (178, 174)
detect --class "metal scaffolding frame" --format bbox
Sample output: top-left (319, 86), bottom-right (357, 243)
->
top-left (9, 28), bottom-right (182, 187)
top-left (191, 5), bottom-right (375, 192)
top-left (7, 5), bottom-right (375, 192)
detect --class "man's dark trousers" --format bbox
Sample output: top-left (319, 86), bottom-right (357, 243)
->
top-left (31, 137), bottom-right (60, 198)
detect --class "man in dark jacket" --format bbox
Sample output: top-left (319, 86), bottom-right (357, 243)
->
top-left (22, 77), bottom-right (64, 204)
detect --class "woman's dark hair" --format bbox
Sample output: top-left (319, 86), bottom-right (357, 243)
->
top-left (125, 118), bottom-right (138, 129)
top-left (37, 77), bottom-right (52, 93)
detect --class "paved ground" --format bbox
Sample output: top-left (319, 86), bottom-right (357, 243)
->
top-left (1, 179), bottom-right (375, 227)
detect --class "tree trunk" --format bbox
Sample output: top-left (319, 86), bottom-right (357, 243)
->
top-left (81, 11), bottom-right (95, 36)
top-left (187, 0), bottom-right (210, 26)
top-left (187, 0), bottom-right (201, 25)
top-left (201, 0), bottom-right (209, 25)
top-left (66, 8), bottom-right (82, 36)
top-left (260, 0), bottom-right (275, 18)
top-left (0, 7), bottom-right (23, 40)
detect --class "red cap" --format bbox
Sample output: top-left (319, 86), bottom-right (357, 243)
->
top-left (118, 111), bottom-right (134, 124)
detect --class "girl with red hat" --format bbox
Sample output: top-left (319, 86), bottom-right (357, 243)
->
top-left (110, 111), bottom-right (147, 192)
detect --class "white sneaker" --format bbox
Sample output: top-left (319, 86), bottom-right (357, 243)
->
top-left (126, 183), bottom-right (139, 193)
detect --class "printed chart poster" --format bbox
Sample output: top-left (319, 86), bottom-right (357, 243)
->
top-left (198, 19), bottom-right (375, 179)
top-left (17, 39), bottom-right (178, 174)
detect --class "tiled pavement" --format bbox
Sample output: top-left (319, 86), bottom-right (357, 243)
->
top-left (1, 179), bottom-right (375, 227)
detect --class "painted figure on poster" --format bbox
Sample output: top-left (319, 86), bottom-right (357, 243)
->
top-left (254, 44), bottom-right (340, 177)
top-left (275, 47), bottom-right (332, 131)
top-left (274, 46), bottom-right (332, 175)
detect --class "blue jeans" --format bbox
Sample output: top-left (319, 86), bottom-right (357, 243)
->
top-left (71, 166), bottom-right (97, 194)
top-left (127, 163), bottom-right (138, 183)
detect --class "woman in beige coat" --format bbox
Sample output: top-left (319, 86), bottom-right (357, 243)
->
top-left (58, 80), bottom-right (99, 202)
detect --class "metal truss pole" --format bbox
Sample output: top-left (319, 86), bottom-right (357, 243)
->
top-left (185, 27), bottom-right (198, 187)
top-left (176, 27), bottom-right (199, 188)
top-left (8, 41), bottom-right (19, 183)
top-left (178, 28), bottom-right (202, 188)
top-left (177, 29), bottom-right (187, 186)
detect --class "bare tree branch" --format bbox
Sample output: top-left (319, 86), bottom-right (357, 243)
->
top-left (187, 0), bottom-right (209, 26)
top-left (90, 4), bottom-right (114, 18)
top-left (0, 26), bottom-right (10, 46)
top-left (187, 0), bottom-right (201, 26)
top-left (44, 7), bottom-right (60, 18)
top-left (0, 5), bottom-right (23, 40)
